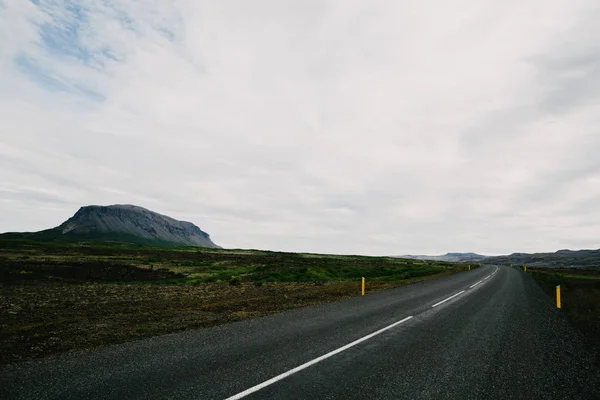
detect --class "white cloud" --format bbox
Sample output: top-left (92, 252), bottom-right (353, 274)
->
top-left (1, 0), bottom-right (600, 255)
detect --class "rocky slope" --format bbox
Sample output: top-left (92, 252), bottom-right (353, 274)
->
top-left (2, 204), bottom-right (220, 248)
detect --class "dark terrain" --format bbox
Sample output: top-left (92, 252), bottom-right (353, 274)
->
top-left (524, 266), bottom-right (600, 366)
top-left (0, 239), bottom-right (470, 364)
top-left (3, 265), bottom-right (598, 399)
top-left (485, 249), bottom-right (600, 362)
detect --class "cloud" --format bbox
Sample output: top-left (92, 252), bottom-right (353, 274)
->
top-left (1, 0), bottom-right (600, 255)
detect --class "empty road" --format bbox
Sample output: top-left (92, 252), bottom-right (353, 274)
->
top-left (2, 265), bottom-right (599, 399)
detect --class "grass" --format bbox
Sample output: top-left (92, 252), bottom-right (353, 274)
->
top-left (0, 239), bottom-right (475, 364)
top-left (0, 239), bottom-right (468, 285)
top-left (524, 266), bottom-right (600, 366)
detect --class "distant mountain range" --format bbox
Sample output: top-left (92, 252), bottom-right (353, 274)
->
top-left (0, 204), bottom-right (220, 248)
top-left (399, 252), bottom-right (487, 262)
top-left (399, 249), bottom-right (600, 268)
top-left (3, 205), bottom-right (599, 269)
top-left (484, 249), bottom-right (600, 269)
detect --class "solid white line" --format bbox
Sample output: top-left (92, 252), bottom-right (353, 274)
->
top-left (483, 275), bottom-right (491, 280)
top-left (431, 290), bottom-right (466, 308)
top-left (224, 316), bottom-right (414, 400)
top-left (469, 280), bottom-right (483, 288)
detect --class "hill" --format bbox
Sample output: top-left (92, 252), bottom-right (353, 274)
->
top-left (399, 252), bottom-right (487, 263)
top-left (484, 249), bottom-right (600, 269)
top-left (0, 204), bottom-right (220, 248)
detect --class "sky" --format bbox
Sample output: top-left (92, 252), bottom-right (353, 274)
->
top-left (1, 0), bottom-right (600, 256)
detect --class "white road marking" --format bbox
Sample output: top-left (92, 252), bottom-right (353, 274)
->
top-left (469, 280), bottom-right (483, 288)
top-left (431, 290), bottom-right (466, 308)
top-left (227, 265), bottom-right (501, 399)
top-left (224, 316), bottom-right (414, 400)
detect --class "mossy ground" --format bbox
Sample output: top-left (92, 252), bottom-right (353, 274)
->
top-left (1, 239), bottom-right (473, 364)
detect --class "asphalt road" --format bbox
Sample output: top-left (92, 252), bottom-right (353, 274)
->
top-left (2, 265), bottom-right (599, 399)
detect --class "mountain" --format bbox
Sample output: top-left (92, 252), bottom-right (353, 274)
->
top-left (399, 252), bottom-right (487, 262)
top-left (484, 249), bottom-right (600, 269)
top-left (1, 204), bottom-right (220, 248)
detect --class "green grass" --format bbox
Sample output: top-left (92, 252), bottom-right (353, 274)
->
top-left (0, 238), bottom-right (472, 285)
top-left (557, 273), bottom-right (600, 280)
top-left (180, 260), bottom-right (445, 285)
top-left (0, 230), bottom-right (198, 247)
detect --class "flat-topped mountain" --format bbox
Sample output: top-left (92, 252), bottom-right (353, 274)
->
top-left (1, 204), bottom-right (220, 248)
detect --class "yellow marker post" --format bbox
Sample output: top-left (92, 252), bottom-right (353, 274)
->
top-left (468, 265), bottom-right (471, 271)
top-left (556, 285), bottom-right (561, 308)
top-left (524, 265), bottom-right (527, 272)
top-left (361, 277), bottom-right (365, 296)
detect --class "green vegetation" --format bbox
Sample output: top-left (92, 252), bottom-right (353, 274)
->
top-left (0, 230), bottom-right (194, 247)
top-left (0, 239), bottom-right (473, 364)
top-left (0, 239), bottom-right (469, 285)
top-left (527, 267), bottom-right (600, 366)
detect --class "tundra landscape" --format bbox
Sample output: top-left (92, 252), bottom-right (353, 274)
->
top-left (3, 0), bottom-right (600, 397)
top-left (0, 237), bottom-right (471, 364)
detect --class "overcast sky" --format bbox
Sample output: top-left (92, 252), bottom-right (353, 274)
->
top-left (1, 0), bottom-right (599, 256)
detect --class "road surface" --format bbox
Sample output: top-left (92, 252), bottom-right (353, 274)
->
top-left (2, 265), bottom-right (599, 399)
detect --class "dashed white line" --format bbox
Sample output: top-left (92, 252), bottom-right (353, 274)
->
top-left (224, 316), bottom-right (414, 400)
top-left (485, 267), bottom-right (499, 280)
top-left (431, 290), bottom-right (466, 308)
top-left (227, 266), bottom-right (500, 399)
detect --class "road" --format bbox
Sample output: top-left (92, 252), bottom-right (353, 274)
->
top-left (2, 265), bottom-right (599, 399)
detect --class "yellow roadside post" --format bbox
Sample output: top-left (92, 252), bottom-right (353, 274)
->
top-left (468, 265), bottom-right (471, 271)
top-left (524, 265), bottom-right (527, 272)
top-left (556, 285), bottom-right (561, 308)
top-left (362, 277), bottom-right (365, 296)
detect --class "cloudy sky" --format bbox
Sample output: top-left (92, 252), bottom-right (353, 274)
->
top-left (1, 0), bottom-right (599, 255)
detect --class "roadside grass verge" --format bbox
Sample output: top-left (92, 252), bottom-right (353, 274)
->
top-left (526, 267), bottom-right (600, 366)
top-left (1, 239), bottom-right (473, 364)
